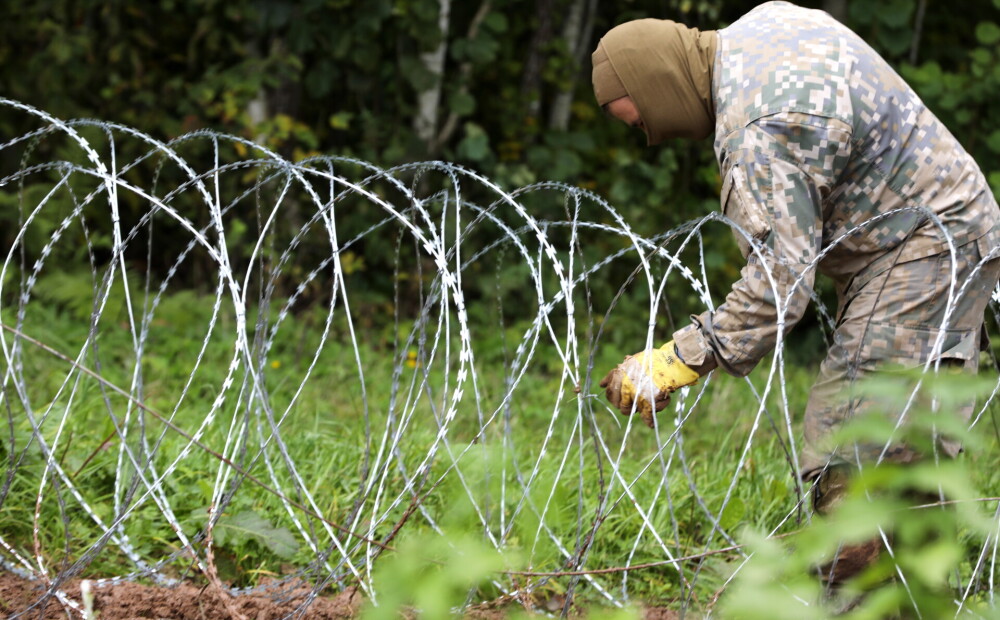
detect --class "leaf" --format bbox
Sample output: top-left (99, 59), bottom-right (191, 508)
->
top-left (875, 0), bottom-right (914, 28)
top-left (970, 48), bottom-right (992, 68)
top-left (215, 510), bottom-right (299, 559)
top-left (483, 13), bottom-right (508, 33)
top-left (719, 496), bottom-right (746, 531)
top-left (761, 477), bottom-right (787, 505)
top-left (461, 35), bottom-right (499, 64)
top-left (329, 111), bottom-right (353, 130)
top-left (457, 122), bottom-right (490, 162)
top-left (448, 90), bottom-right (475, 116)
top-left (903, 541), bottom-right (961, 585)
top-left (551, 148), bottom-right (582, 181)
top-left (876, 26), bottom-right (913, 56)
top-left (975, 21), bottom-right (1000, 45)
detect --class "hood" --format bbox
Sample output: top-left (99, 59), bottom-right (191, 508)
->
top-left (592, 19), bottom-right (718, 144)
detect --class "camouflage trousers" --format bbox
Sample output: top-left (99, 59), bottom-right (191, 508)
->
top-left (801, 235), bottom-right (1000, 481)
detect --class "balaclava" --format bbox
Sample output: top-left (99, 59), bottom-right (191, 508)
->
top-left (592, 19), bottom-right (718, 144)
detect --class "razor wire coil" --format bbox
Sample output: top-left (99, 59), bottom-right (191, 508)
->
top-left (2, 99), bottom-right (1000, 617)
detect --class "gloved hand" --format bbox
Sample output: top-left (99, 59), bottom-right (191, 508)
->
top-left (599, 340), bottom-right (699, 428)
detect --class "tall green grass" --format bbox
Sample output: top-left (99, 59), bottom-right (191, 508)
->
top-left (3, 294), bottom-right (1000, 616)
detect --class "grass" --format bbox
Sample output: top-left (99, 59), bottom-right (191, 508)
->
top-left (2, 290), bottom-right (1000, 616)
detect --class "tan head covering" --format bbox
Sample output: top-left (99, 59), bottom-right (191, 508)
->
top-left (592, 19), bottom-right (718, 144)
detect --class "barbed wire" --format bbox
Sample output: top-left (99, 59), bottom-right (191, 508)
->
top-left (1, 99), bottom-right (999, 618)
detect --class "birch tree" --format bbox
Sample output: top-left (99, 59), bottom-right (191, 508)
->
top-left (413, 0), bottom-right (452, 151)
top-left (547, 0), bottom-right (597, 131)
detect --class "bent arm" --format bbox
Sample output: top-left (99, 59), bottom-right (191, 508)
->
top-left (673, 116), bottom-right (851, 376)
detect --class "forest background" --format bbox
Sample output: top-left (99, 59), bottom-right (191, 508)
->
top-left (2, 0), bottom-right (1000, 358)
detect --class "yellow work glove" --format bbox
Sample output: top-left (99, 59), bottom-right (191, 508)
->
top-left (599, 340), bottom-right (700, 428)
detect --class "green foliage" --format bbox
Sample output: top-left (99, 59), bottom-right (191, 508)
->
top-left (365, 532), bottom-right (508, 619)
top-left (363, 449), bottom-right (521, 619)
top-left (30, 269), bottom-right (142, 322)
top-left (185, 508), bottom-right (299, 560)
top-left (848, 0), bottom-right (916, 55)
top-left (721, 370), bottom-right (1000, 617)
top-left (5, 293), bottom-right (1000, 613)
top-left (724, 461), bottom-right (989, 618)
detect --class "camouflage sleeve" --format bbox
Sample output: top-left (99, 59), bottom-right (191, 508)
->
top-left (673, 113), bottom-right (852, 377)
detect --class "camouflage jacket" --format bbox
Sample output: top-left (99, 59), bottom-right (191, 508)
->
top-left (673, 1), bottom-right (1000, 377)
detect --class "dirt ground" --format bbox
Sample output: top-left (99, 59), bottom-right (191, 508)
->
top-left (0, 571), bottom-right (360, 619)
top-left (0, 571), bottom-right (680, 619)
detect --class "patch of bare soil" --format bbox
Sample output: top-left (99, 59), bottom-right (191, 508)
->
top-left (0, 571), bottom-right (360, 619)
top-left (0, 571), bottom-right (681, 619)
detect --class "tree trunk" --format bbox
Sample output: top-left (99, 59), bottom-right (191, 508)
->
top-left (520, 0), bottom-right (556, 127)
top-left (547, 0), bottom-right (597, 131)
top-left (413, 0), bottom-right (452, 150)
top-left (247, 91), bottom-right (268, 143)
top-left (430, 0), bottom-right (492, 155)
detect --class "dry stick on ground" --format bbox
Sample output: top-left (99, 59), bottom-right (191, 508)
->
top-left (203, 521), bottom-right (249, 620)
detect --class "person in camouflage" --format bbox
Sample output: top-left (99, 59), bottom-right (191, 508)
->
top-left (593, 0), bottom-right (1000, 582)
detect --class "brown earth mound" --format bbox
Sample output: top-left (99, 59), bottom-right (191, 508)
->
top-left (0, 571), bottom-right (360, 619)
top-left (0, 571), bottom-right (680, 618)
